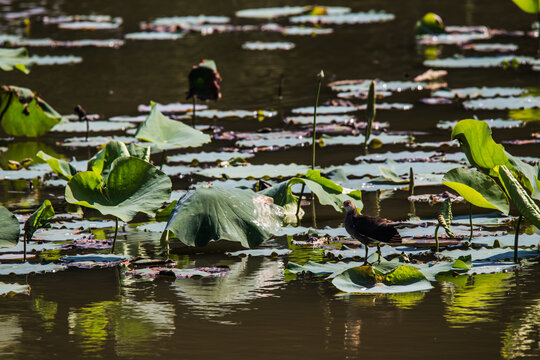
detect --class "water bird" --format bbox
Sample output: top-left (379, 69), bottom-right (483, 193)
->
top-left (342, 200), bottom-right (402, 264)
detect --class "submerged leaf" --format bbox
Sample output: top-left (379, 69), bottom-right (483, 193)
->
top-left (164, 187), bottom-right (283, 249)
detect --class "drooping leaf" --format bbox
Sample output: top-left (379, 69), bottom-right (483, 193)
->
top-left (496, 165), bottom-right (540, 229)
top-left (135, 103), bottom-right (211, 150)
top-left (0, 205), bottom-right (20, 248)
top-left (512, 0), bottom-right (540, 13)
top-left (37, 151), bottom-right (77, 180)
top-left (443, 167), bottom-right (510, 214)
top-left (0, 85), bottom-right (62, 137)
top-left (451, 119), bottom-right (509, 175)
top-left (186, 59), bottom-right (222, 101)
top-left (24, 200), bottom-right (54, 242)
top-left (65, 157), bottom-right (172, 222)
top-left (0, 47), bottom-right (30, 74)
top-left (164, 186), bottom-right (283, 249)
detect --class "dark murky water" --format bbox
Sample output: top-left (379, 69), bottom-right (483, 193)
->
top-left (1, 0), bottom-right (540, 358)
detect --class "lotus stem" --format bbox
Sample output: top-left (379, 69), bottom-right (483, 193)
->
top-left (363, 81), bottom-right (376, 154)
top-left (278, 74), bottom-right (284, 100)
top-left (85, 117), bottom-right (89, 142)
top-left (295, 183), bottom-right (306, 221)
top-left (468, 203), bottom-right (473, 242)
top-left (23, 233), bottom-right (27, 262)
top-left (159, 150), bottom-right (166, 170)
top-left (514, 214), bottom-right (522, 263)
top-left (312, 70), bottom-right (324, 170)
top-left (409, 167), bottom-right (415, 196)
top-left (192, 97), bottom-right (196, 127)
top-left (434, 224), bottom-right (440, 253)
top-left (311, 193), bottom-right (317, 228)
top-left (111, 217), bottom-right (119, 253)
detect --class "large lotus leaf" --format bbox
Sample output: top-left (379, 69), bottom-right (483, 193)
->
top-left (37, 151), bottom-right (77, 180)
top-left (506, 153), bottom-right (540, 201)
top-left (332, 265), bottom-right (433, 294)
top-left (258, 180), bottom-right (302, 222)
top-left (65, 157), bottom-right (172, 222)
top-left (164, 187), bottom-right (284, 249)
top-left (135, 103), bottom-right (211, 150)
top-left (443, 167), bottom-right (509, 214)
top-left (0, 205), bottom-right (20, 248)
top-left (0, 85), bottom-right (62, 137)
top-left (512, 0), bottom-right (540, 13)
top-left (24, 200), bottom-right (54, 242)
top-left (497, 165), bottom-right (540, 229)
top-left (451, 119), bottom-right (509, 175)
top-left (0, 47), bottom-right (30, 73)
top-left (87, 140), bottom-right (151, 181)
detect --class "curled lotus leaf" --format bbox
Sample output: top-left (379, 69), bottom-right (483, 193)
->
top-left (186, 59), bottom-right (222, 101)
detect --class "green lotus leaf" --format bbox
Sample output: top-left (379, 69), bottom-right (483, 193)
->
top-left (414, 12), bottom-right (445, 36)
top-left (65, 157), bottom-right (172, 222)
top-left (164, 186), bottom-right (283, 249)
top-left (0, 85), bottom-right (62, 137)
top-left (261, 169), bottom-right (362, 213)
top-left (451, 119), bottom-right (509, 175)
top-left (497, 165), bottom-right (540, 229)
top-left (0, 205), bottom-right (20, 248)
top-left (443, 167), bottom-right (510, 214)
top-left (37, 151), bottom-right (77, 180)
top-left (506, 153), bottom-right (540, 200)
top-left (512, 0), bottom-right (540, 13)
top-left (24, 200), bottom-right (54, 242)
top-left (0, 47), bottom-right (30, 74)
top-left (87, 140), bottom-right (151, 181)
top-left (135, 102), bottom-right (211, 150)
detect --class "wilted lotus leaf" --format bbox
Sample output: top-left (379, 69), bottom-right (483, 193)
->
top-left (0, 85), bottom-right (62, 137)
top-left (186, 59), bottom-right (222, 101)
top-left (164, 186), bottom-right (284, 249)
top-left (414, 12), bottom-right (445, 36)
top-left (242, 41), bottom-right (295, 50)
top-left (290, 11), bottom-right (395, 25)
top-left (65, 156), bottom-right (172, 222)
top-left (0, 47), bottom-right (30, 73)
top-left (0, 205), bottom-right (20, 248)
top-left (135, 103), bottom-right (210, 150)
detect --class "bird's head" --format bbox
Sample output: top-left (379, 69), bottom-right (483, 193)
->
top-left (341, 200), bottom-right (356, 213)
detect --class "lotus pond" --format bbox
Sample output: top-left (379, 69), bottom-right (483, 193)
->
top-left (1, 0), bottom-right (540, 359)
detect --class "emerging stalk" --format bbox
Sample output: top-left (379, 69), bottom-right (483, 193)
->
top-left (434, 224), bottom-right (440, 253)
top-left (363, 81), bottom-right (376, 154)
top-left (468, 203), bottom-right (473, 242)
top-left (111, 217), bottom-right (119, 253)
top-left (159, 150), bottom-right (166, 170)
top-left (408, 167), bottom-right (415, 196)
top-left (514, 214), bottom-right (522, 263)
top-left (23, 233), bottom-right (27, 262)
top-left (192, 97), bottom-right (196, 127)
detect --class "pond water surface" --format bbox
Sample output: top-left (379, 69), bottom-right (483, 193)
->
top-left (1, 0), bottom-right (540, 359)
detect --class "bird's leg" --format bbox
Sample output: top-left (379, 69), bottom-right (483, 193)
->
top-left (364, 244), bottom-right (369, 265)
top-left (377, 244), bottom-right (381, 263)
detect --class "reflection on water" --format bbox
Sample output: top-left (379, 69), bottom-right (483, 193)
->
top-left (172, 257), bottom-right (284, 323)
top-left (387, 291), bottom-right (427, 309)
top-left (32, 295), bottom-right (58, 332)
top-left (501, 299), bottom-right (540, 359)
top-left (440, 272), bottom-right (514, 327)
top-left (0, 315), bottom-right (22, 356)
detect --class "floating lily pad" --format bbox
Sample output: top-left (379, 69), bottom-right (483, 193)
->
top-left (151, 16), bottom-right (230, 26)
top-left (0, 282), bottom-right (30, 296)
top-left (137, 102), bottom-right (207, 113)
top-left (358, 103), bottom-right (413, 111)
top-left (321, 133), bottom-right (410, 146)
top-left (326, 161), bottom-right (459, 178)
top-left (424, 55), bottom-right (536, 68)
top-left (226, 249), bottom-right (292, 257)
top-left (52, 121), bottom-right (135, 133)
top-left (242, 41), bottom-right (295, 50)
top-left (0, 168), bottom-right (50, 179)
top-left (167, 151), bottom-right (254, 163)
top-left (62, 136), bottom-right (137, 148)
top-left (29, 55), bottom-right (82, 65)
top-left (441, 247), bottom-right (540, 261)
top-left (42, 14), bottom-right (118, 24)
top-left (11, 38), bottom-right (125, 48)
top-left (60, 254), bottom-right (129, 268)
top-left (236, 6), bottom-right (350, 19)
top-left (292, 105), bottom-right (357, 114)
top-left (463, 96), bottom-right (540, 110)
top-left (286, 260), bottom-right (365, 276)
top-left (285, 114), bottom-right (356, 125)
top-left (193, 109), bottom-right (277, 119)
top-left (136, 222), bottom-right (167, 233)
top-left (417, 33), bottom-right (490, 45)
top-left (0, 262), bottom-right (66, 275)
top-left (125, 32), bottom-right (183, 40)
top-left (58, 18), bottom-right (123, 30)
top-left (462, 43), bottom-right (518, 52)
top-left (471, 233), bottom-right (540, 247)
top-left (433, 87), bottom-right (527, 99)
top-left (437, 119), bottom-right (523, 129)
top-left (290, 11), bottom-right (395, 25)
top-left (197, 163), bottom-right (311, 179)
top-left (281, 26), bottom-right (334, 36)
top-left (125, 266), bottom-right (229, 279)
top-left (109, 115), bottom-right (147, 122)
top-left (330, 80), bottom-right (427, 93)
top-left (354, 150), bottom-right (462, 163)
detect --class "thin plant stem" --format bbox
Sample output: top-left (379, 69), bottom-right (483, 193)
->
top-left (159, 150), bottom-right (166, 170)
top-left (192, 97), bottom-right (196, 127)
top-left (434, 224), bottom-right (440, 253)
top-left (311, 73), bottom-right (323, 170)
top-left (311, 193), bottom-right (317, 228)
top-left (514, 215), bottom-right (522, 263)
top-left (23, 233), bottom-right (27, 262)
top-left (468, 203), bottom-right (473, 242)
top-left (111, 217), bottom-right (119, 253)
top-left (85, 117), bottom-right (89, 142)
top-left (295, 183), bottom-right (306, 220)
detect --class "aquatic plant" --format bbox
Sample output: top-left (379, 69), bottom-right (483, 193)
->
top-left (162, 186), bottom-right (283, 251)
top-left (186, 59), bottom-right (222, 126)
top-left (0, 47), bottom-right (30, 73)
top-left (363, 80), bottom-right (376, 153)
top-left (0, 205), bottom-right (21, 249)
top-left (446, 119), bottom-right (540, 262)
top-left (23, 200), bottom-right (55, 261)
top-left (135, 102), bottom-right (211, 168)
top-left (434, 198), bottom-right (454, 253)
top-left (0, 85), bottom-right (62, 137)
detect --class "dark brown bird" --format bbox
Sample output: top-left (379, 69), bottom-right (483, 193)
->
top-left (342, 200), bottom-right (402, 264)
